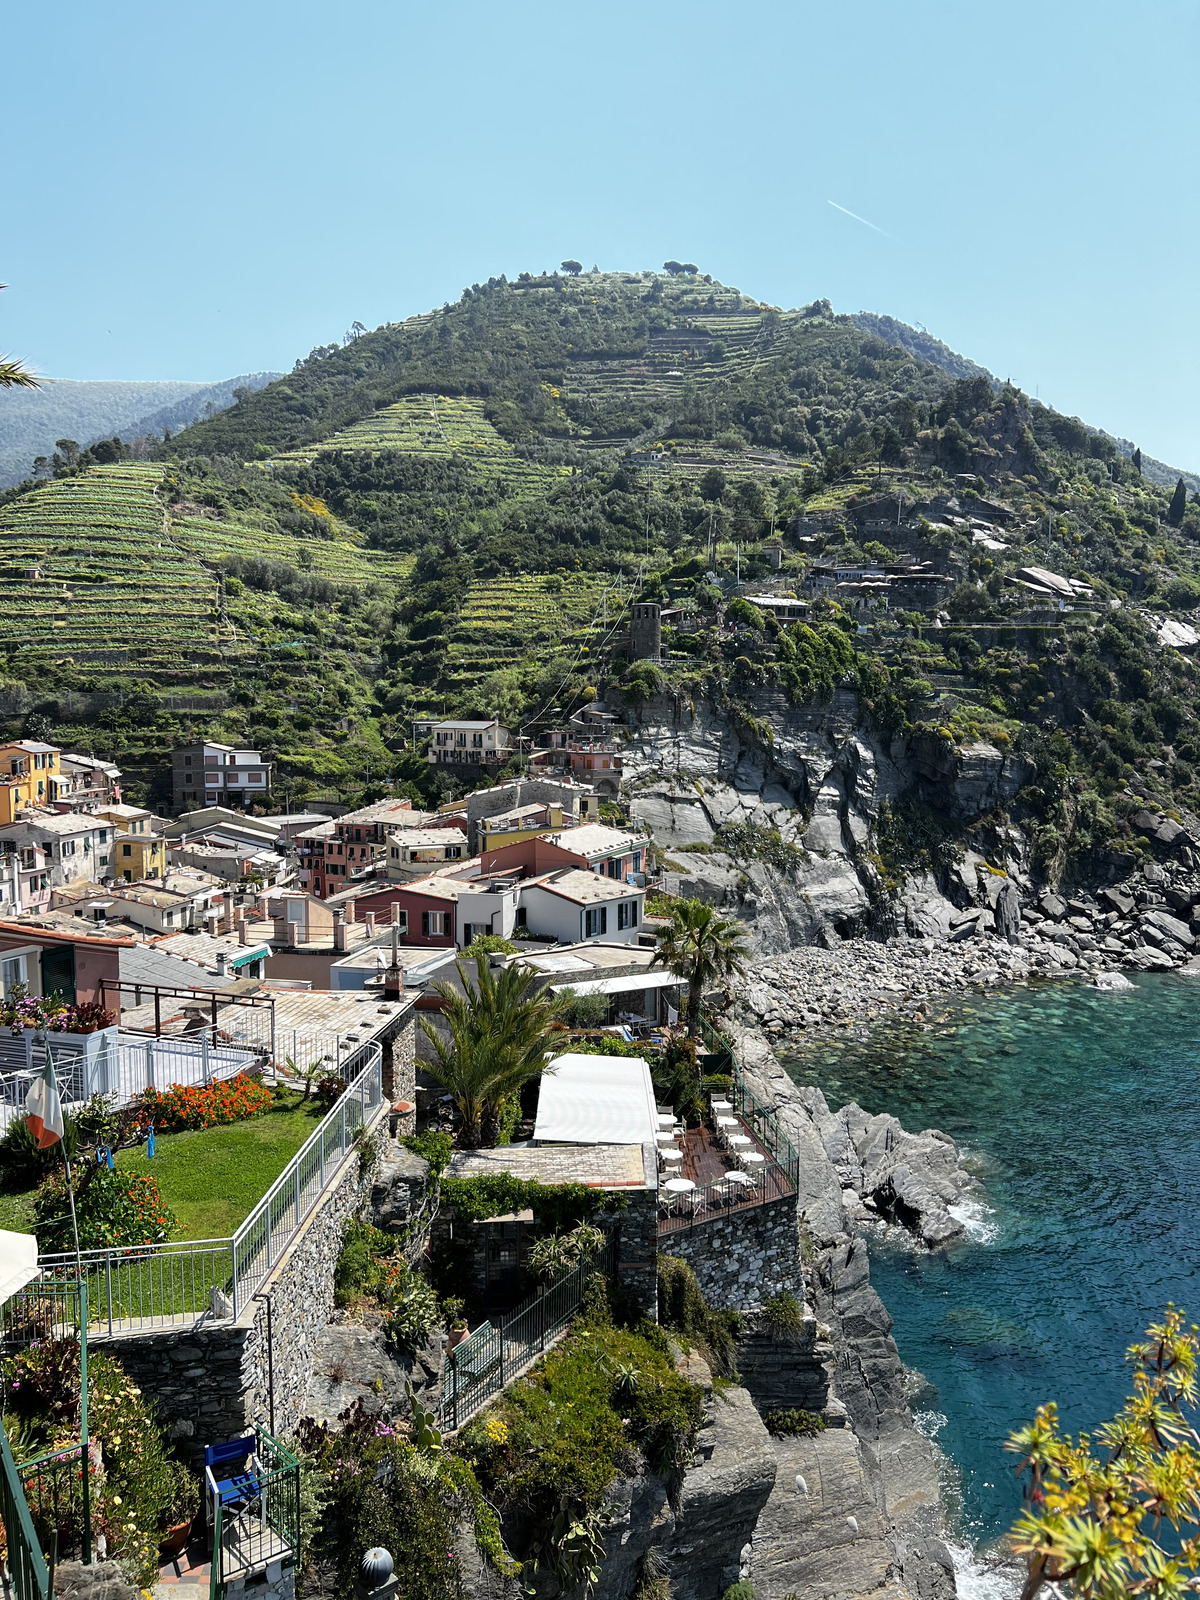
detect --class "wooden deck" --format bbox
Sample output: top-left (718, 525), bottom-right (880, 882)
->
top-left (657, 1116), bottom-right (795, 1236)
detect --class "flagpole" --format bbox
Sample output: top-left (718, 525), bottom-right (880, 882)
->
top-left (61, 1132), bottom-right (83, 1279)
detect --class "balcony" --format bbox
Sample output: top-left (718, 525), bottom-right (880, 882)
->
top-left (656, 1090), bottom-right (800, 1236)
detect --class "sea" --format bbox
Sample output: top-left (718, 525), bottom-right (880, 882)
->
top-left (778, 971), bottom-right (1200, 1592)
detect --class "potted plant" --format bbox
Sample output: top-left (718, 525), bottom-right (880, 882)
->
top-left (159, 1463), bottom-right (201, 1559)
top-left (444, 1298), bottom-right (469, 1350)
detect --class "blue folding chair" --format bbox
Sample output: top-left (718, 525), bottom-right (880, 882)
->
top-left (204, 1435), bottom-right (261, 1547)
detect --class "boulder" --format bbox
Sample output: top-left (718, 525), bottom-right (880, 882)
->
top-left (1099, 887), bottom-right (1135, 915)
top-left (1142, 908), bottom-right (1194, 948)
top-left (1039, 892), bottom-right (1067, 919)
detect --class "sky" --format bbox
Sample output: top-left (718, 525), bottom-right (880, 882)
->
top-left (5, 0), bottom-right (1199, 467)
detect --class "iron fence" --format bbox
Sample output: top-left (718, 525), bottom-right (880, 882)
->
top-left (209, 1428), bottom-right (300, 1600)
top-left (438, 1239), bottom-right (615, 1431)
top-left (0, 1423), bottom-right (49, 1600)
top-left (657, 1151), bottom-right (796, 1236)
top-left (37, 1046), bottom-right (385, 1331)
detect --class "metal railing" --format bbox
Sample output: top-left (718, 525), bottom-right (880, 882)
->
top-left (657, 1142), bottom-right (796, 1236)
top-left (209, 1428), bottom-right (300, 1600)
top-left (37, 1046), bottom-right (386, 1331)
top-left (438, 1239), bottom-right (615, 1431)
top-left (0, 1423), bottom-right (49, 1600)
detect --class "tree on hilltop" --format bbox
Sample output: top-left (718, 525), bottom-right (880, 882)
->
top-left (1168, 476), bottom-right (1188, 526)
top-left (561, 260), bottom-right (582, 276)
top-left (1132, 446), bottom-right (1143, 477)
top-left (663, 260), bottom-right (684, 275)
top-left (680, 263), bottom-right (699, 275)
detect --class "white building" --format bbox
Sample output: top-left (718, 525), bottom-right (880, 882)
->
top-left (426, 719), bottom-right (513, 767)
top-left (519, 868), bottom-right (644, 946)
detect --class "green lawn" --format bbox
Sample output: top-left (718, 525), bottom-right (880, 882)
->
top-left (1, 1092), bottom-right (324, 1242)
top-left (116, 1092), bottom-right (325, 1239)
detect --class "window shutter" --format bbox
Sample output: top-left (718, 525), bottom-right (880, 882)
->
top-left (422, 910), bottom-right (430, 936)
top-left (600, 906), bottom-right (607, 935)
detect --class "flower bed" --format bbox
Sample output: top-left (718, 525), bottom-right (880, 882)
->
top-left (143, 1072), bottom-right (272, 1132)
top-left (33, 1166), bottom-right (177, 1252)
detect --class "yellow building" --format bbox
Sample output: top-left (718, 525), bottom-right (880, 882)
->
top-left (0, 741), bottom-right (64, 825)
top-left (477, 801), bottom-right (567, 852)
top-left (93, 805), bottom-right (166, 882)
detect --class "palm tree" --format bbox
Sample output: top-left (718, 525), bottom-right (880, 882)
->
top-left (1, 286), bottom-right (39, 390)
top-left (421, 957), bottom-right (566, 1147)
top-left (653, 898), bottom-right (749, 1038)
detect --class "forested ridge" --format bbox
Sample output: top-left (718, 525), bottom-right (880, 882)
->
top-left (0, 265), bottom-right (1198, 881)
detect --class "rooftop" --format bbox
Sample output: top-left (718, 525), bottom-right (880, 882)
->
top-left (447, 1141), bottom-right (649, 1190)
top-left (152, 926), bottom-right (272, 974)
top-left (336, 799), bottom-right (420, 827)
top-left (542, 824), bottom-right (636, 857)
top-left (387, 828), bottom-right (469, 849)
top-left (529, 868), bottom-right (642, 906)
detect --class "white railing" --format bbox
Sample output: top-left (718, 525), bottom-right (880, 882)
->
top-left (37, 1044), bottom-right (386, 1332)
top-left (0, 1030), bottom-right (261, 1123)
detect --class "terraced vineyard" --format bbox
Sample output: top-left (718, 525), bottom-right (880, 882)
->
top-left (0, 464), bottom-right (219, 659)
top-left (420, 573), bottom-right (626, 705)
top-left (271, 393), bottom-right (568, 499)
top-left (170, 509), bottom-right (413, 589)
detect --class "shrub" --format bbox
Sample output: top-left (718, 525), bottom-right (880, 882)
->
top-left (380, 1258), bottom-right (442, 1348)
top-left (143, 1071), bottom-right (272, 1131)
top-left (763, 1292), bottom-right (805, 1336)
top-left (722, 1584), bottom-right (757, 1600)
top-left (0, 1112), bottom-right (77, 1191)
top-left (4, 1340), bottom-right (188, 1583)
top-left (33, 1165), bottom-right (177, 1251)
top-left (526, 1223), bottom-right (605, 1283)
top-left (403, 1130), bottom-right (453, 1178)
top-left (763, 1408), bottom-right (827, 1437)
top-left (657, 1257), bottom-right (740, 1380)
top-left (315, 1074), bottom-right (346, 1110)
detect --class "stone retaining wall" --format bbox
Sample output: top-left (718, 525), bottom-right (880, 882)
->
top-left (100, 1124), bottom-right (386, 1458)
top-left (661, 1194), bottom-right (801, 1311)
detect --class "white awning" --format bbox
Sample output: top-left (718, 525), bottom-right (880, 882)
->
top-left (534, 1053), bottom-right (658, 1145)
top-left (0, 1230), bottom-right (39, 1305)
top-left (548, 971), bottom-right (683, 997)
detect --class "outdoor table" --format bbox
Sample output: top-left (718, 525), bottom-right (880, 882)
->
top-left (655, 1131), bottom-right (678, 1144)
top-left (659, 1148), bottom-right (684, 1164)
top-left (727, 1134), bottom-right (751, 1149)
top-left (724, 1170), bottom-right (754, 1188)
top-left (715, 1116), bottom-right (738, 1130)
top-left (710, 1099), bottom-right (733, 1113)
top-left (738, 1151), bottom-right (766, 1168)
top-left (656, 1113), bottom-right (676, 1127)
top-left (663, 1177), bottom-right (695, 1193)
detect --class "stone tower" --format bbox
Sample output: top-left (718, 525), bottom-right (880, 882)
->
top-left (630, 602), bottom-right (662, 661)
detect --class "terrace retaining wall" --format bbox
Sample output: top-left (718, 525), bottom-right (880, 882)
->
top-left (98, 1125), bottom-right (387, 1459)
top-left (661, 1193), bottom-right (802, 1311)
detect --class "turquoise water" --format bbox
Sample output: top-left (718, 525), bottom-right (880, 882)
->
top-left (780, 973), bottom-right (1200, 1548)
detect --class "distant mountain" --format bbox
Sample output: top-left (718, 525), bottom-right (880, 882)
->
top-left (120, 372), bottom-right (282, 448)
top-left (0, 372), bottom-right (280, 487)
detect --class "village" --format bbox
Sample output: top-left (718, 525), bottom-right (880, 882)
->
top-left (0, 703), bottom-right (818, 1600)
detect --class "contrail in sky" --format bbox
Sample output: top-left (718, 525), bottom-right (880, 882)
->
top-left (828, 200), bottom-right (893, 238)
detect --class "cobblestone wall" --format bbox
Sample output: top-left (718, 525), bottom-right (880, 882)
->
top-left (103, 1125), bottom-right (386, 1458)
top-left (615, 1145), bottom-right (659, 1320)
top-left (661, 1194), bottom-right (801, 1311)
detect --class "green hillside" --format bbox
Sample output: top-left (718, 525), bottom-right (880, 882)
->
top-left (0, 266), bottom-right (1199, 857)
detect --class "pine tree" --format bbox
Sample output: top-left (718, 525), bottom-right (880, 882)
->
top-left (1132, 446), bottom-right (1143, 477)
top-left (1168, 476), bottom-right (1188, 525)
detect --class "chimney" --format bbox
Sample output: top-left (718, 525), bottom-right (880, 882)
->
top-left (286, 920), bottom-right (298, 947)
top-left (239, 920), bottom-right (250, 946)
top-left (345, 898), bottom-right (356, 924)
top-left (222, 890), bottom-right (235, 935)
top-left (364, 912), bottom-right (376, 936)
top-left (205, 909), bottom-right (220, 936)
top-left (216, 952), bottom-right (228, 977)
top-left (390, 901), bottom-right (403, 926)
top-left (384, 923), bottom-right (403, 999)
top-left (333, 909), bottom-right (347, 953)
top-left (273, 915), bottom-right (288, 944)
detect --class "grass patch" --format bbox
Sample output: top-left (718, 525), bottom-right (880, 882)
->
top-left (116, 1090), bottom-right (324, 1238)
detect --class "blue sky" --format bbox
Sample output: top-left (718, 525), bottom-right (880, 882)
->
top-left (5, 0), bottom-right (1198, 467)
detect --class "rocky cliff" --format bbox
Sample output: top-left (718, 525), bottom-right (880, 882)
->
top-left (624, 686), bottom-right (1031, 955)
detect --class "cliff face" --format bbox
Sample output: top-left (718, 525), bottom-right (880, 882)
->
top-left (624, 687), bottom-right (1030, 954)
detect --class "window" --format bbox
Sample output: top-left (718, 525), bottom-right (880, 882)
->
top-left (472, 733), bottom-right (483, 748)
top-left (122, 844), bottom-right (132, 857)
top-left (99, 855), bottom-right (108, 868)
top-left (394, 910), bottom-right (408, 932)
top-left (1, 956), bottom-right (26, 998)
top-left (585, 906), bottom-right (608, 938)
top-left (607, 858), bottom-right (621, 879)
top-left (421, 909), bottom-right (447, 937)
top-left (184, 755), bottom-right (192, 766)
top-left (618, 900), bottom-right (639, 930)
top-left (632, 851), bottom-right (642, 873)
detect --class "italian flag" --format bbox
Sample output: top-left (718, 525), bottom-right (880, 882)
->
top-left (25, 1059), bottom-right (65, 1150)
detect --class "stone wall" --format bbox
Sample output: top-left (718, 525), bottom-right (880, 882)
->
top-left (615, 1145), bottom-right (659, 1320)
top-left (101, 1120), bottom-right (386, 1458)
top-left (662, 1195), bottom-right (801, 1311)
